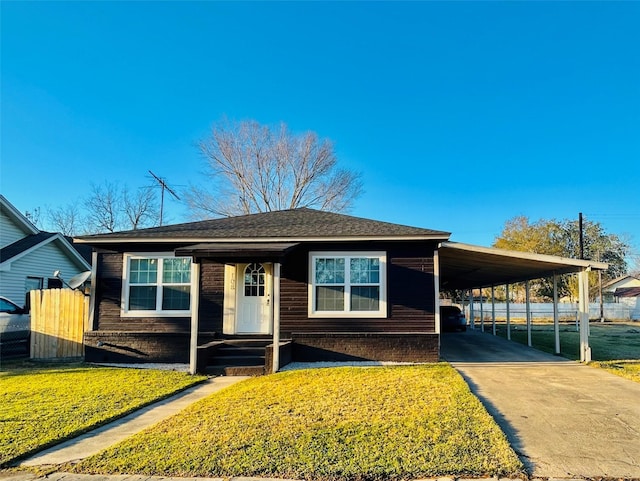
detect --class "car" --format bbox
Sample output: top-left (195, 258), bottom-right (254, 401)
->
top-left (0, 296), bottom-right (31, 342)
top-left (440, 305), bottom-right (467, 332)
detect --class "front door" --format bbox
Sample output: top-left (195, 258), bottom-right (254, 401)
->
top-left (236, 263), bottom-right (272, 334)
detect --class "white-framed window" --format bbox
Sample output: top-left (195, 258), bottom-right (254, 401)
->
top-left (122, 254), bottom-right (192, 317)
top-left (309, 251), bottom-right (387, 318)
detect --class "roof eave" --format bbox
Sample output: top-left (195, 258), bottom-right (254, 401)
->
top-left (0, 233), bottom-right (91, 270)
top-left (76, 234), bottom-right (451, 244)
top-left (439, 241), bottom-right (609, 271)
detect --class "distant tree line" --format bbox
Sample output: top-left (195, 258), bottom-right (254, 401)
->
top-left (489, 216), bottom-right (630, 302)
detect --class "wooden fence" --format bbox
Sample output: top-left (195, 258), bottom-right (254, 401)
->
top-left (30, 289), bottom-right (89, 359)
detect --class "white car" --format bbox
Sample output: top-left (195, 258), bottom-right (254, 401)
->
top-left (0, 296), bottom-right (30, 342)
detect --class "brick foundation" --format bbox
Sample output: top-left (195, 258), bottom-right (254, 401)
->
top-left (84, 331), bottom-right (216, 363)
top-left (84, 331), bottom-right (439, 366)
top-left (291, 332), bottom-right (439, 363)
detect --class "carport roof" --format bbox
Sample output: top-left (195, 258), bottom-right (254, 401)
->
top-left (438, 241), bottom-right (608, 290)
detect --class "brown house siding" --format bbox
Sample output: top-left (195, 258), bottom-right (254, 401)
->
top-left (282, 243), bottom-right (438, 363)
top-left (279, 242), bottom-right (437, 336)
top-left (86, 241), bottom-right (439, 364)
top-left (198, 260), bottom-right (224, 333)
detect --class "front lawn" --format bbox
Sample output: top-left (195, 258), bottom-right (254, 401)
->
top-left (590, 360), bottom-right (640, 383)
top-left (0, 361), bottom-right (206, 466)
top-left (492, 321), bottom-right (640, 361)
top-left (73, 365), bottom-right (524, 480)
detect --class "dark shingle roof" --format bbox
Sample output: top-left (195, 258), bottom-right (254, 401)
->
top-left (77, 208), bottom-right (450, 243)
top-left (614, 287), bottom-right (640, 298)
top-left (0, 232), bottom-right (57, 263)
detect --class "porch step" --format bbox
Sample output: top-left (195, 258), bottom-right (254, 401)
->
top-left (204, 365), bottom-right (265, 376)
top-left (210, 354), bottom-right (266, 366)
top-left (205, 338), bottom-right (271, 376)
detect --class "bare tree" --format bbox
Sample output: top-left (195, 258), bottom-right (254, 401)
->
top-left (47, 204), bottom-right (83, 236)
top-left (123, 185), bottom-right (158, 230)
top-left (85, 182), bottom-right (122, 233)
top-left (186, 119), bottom-right (363, 218)
top-left (84, 182), bottom-right (159, 233)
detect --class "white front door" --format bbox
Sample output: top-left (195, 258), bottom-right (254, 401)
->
top-left (236, 263), bottom-right (272, 334)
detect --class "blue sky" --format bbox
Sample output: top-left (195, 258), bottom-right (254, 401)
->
top-left (1, 1), bottom-right (639, 267)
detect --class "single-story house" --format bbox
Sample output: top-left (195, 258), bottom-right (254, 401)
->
top-left (0, 195), bottom-right (91, 305)
top-left (603, 275), bottom-right (640, 320)
top-left (76, 207), bottom-right (607, 373)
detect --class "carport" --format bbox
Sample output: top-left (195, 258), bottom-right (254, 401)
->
top-left (434, 242), bottom-right (608, 362)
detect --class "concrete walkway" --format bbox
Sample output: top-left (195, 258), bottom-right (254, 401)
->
top-left (441, 330), bottom-right (640, 479)
top-left (18, 376), bottom-right (249, 467)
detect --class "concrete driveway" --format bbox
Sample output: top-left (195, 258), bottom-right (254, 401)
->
top-left (441, 329), bottom-right (640, 479)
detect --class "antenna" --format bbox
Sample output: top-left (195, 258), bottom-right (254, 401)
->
top-left (148, 170), bottom-right (180, 226)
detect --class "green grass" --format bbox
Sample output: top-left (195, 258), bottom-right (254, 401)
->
top-left (590, 360), bottom-right (640, 383)
top-left (72, 365), bottom-right (524, 480)
top-left (0, 361), bottom-right (206, 466)
top-left (489, 321), bottom-right (640, 361)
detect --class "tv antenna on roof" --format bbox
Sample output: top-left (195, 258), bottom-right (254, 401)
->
top-left (148, 170), bottom-right (180, 226)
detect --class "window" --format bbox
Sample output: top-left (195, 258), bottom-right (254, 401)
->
top-left (123, 255), bottom-right (192, 316)
top-left (244, 263), bottom-right (266, 297)
top-left (309, 252), bottom-right (386, 318)
top-left (25, 277), bottom-right (43, 292)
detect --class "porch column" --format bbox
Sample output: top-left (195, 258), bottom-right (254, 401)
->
top-left (553, 273), bottom-right (560, 355)
top-left (189, 261), bottom-right (201, 375)
top-left (525, 280), bottom-right (532, 347)
top-left (578, 269), bottom-right (592, 362)
top-left (434, 249), bottom-right (441, 339)
top-left (506, 283), bottom-right (511, 340)
top-left (272, 262), bottom-right (281, 373)
top-left (88, 250), bottom-right (98, 330)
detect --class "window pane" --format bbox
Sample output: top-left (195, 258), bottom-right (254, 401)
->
top-left (25, 277), bottom-right (43, 292)
top-left (129, 286), bottom-right (157, 310)
top-left (162, 286), bottom-right (190, 310)
top-left (315, 257), bottom-right (345, 284)
top-left (162, 258), bottom-right (191, 283)
top-left (316, 285), bottom-right (345, 311)
top-left (351, 286), bottom-right (380, 311)
top-left (350, 258), bottom-right (380, 284)
top-left (130, 259), bottom-right (158, 284)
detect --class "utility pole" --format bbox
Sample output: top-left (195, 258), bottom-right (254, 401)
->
top-left (579, 212), bottom-right (584, 260)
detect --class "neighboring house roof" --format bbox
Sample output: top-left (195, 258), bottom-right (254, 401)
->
top-left (76, 208), bottom-right (451, 243)
top-left (602, 275), bottom-right (640, 290)
top-left (0, 194), bottom-right (39, 236)
top-left (614, 287), bottom-right (640, 298)
top-left (0, 232), bottom-right (57, 263)
top-left (0, 231), bottom-right (91, 271)
top-left (65, 236), bottom-right (93, 264)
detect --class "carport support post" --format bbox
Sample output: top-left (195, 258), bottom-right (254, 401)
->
top-left (480, 291), bottom-right (485, 332)
top-left (468, 290), bottom-right (475, 329)
top-left (525, 280), bottom-right (532, 347)
top-left (491, 286), bottom-right (496, 335)
top-left (578, 269), bottom-right (592, 363)
top-left (506, 284), bottom-right (511, 340)
top-left (189, 261), bottom-right (201, 375)
top-left (553, 273), bottom-right (560, 355)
